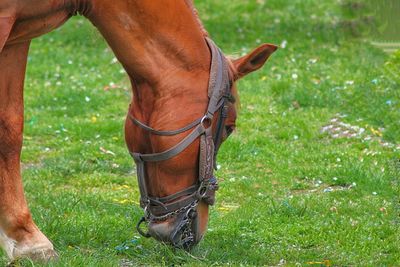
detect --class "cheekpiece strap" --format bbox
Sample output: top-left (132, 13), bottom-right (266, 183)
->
top-left (199, 127), bottom-right (215, 182)
top-left (131, 153), bottom-right (149, 208)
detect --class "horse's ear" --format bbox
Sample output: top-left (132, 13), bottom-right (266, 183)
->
top-left (232, 43), bottom-right (278, 80)
top-left (0, 17), bottom-right (15, 53)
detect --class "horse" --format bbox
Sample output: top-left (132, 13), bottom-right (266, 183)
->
top-left (0, 0), bottom-right (277, 262)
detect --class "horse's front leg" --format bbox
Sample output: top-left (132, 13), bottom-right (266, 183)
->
top-left (0, 42), bottom-right (56, 262)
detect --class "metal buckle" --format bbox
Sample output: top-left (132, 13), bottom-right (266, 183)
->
top-left (196, 181), bottom-right (209, 199)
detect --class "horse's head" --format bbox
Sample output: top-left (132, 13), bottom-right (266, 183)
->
top-left (124, 39), bottom-right (277, 248)
top-left (99, 0), bottom-right (277, 249)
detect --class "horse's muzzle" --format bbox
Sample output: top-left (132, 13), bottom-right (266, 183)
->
top-left (147, 208), bottom-right (202, 250)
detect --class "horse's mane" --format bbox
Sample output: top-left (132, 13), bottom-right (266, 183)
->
top-left (184, 0), bottom-right (209, 37)
top-left (184, 0), bottom-right (240, 108)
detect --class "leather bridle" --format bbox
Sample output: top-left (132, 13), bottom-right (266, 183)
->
top-left (128, 37), bottom-right (232, 249)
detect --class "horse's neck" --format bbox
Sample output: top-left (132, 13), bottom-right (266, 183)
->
top-left (87, 0), bottom-right (211, 119)
top-left (3, 0), bottom-right (211, 116)
top-left (5, 0), bottom-right (210, 78)
top-left (88, 1), bottom-right (209, 82)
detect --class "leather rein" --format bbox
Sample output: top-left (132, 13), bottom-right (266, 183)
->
top-left (128, 38), bottom-right (232, 248)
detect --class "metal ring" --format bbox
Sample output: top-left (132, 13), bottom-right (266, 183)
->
top-left (196, 183), bottom-right (208, 199)
top-left (200, 115), bottom-right (212, 129)
top-left (136, 217), bottom-right (152, 238)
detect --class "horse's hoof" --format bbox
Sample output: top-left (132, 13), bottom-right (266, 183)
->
top-left (8, 248), bottom-right (58, 266)
top-left (19, 248), bottom-right (59, 262)
top-left (10, 242), bottom-right (58, 263)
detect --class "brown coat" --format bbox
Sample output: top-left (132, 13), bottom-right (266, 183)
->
top-left (0, 0), bottom-right (276, 261)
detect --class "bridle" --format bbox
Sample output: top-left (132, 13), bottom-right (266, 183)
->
top-left (128, 37), bottom-right (232, 249)
top-left (129, 38), bottom-right (232, 248)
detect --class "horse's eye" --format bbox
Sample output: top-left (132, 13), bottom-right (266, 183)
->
top-left (225, 125), bottom-right (234, 137)
top-left (227, 94), bottom-right (236, 104)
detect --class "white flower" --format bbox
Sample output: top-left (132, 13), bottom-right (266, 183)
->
top-left (308, 58), bottom-right (318, 64)
top-left (281, 40), bottom-right (288, 49)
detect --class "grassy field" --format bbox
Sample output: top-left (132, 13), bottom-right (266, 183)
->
top-left (2, 0), bottom-right (400, 266)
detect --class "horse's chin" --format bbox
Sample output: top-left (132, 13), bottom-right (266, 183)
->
top-left (148, 202), bottom-right (209, 249)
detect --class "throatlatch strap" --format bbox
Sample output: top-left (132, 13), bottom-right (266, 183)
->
top-left (205, 37), bottom-right (230, 115)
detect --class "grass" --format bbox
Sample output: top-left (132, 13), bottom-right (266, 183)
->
top-left (2, 0), bottom-right (400, 266)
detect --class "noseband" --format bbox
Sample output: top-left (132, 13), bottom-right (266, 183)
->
top-left (128, 38), bottom-right (232, 249)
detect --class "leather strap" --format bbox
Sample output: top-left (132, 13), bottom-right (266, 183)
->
top-left (199, 127), bottom-right (214, 182)
top-left (149, 193), bottom-right (198, 216)
top-left (131, 124), bottom-right (206, 163)
top-left (129, 113), bottom-right (202, 136)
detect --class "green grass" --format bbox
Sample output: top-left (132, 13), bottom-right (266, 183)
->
top-left (2, 0), bottom-right (400, 266)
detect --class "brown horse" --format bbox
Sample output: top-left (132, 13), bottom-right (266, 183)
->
top-left (0, 0), bottom-right (277, 262)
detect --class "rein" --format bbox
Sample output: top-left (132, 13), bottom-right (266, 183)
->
top-left (128, 37), bottom-right (231, 248)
